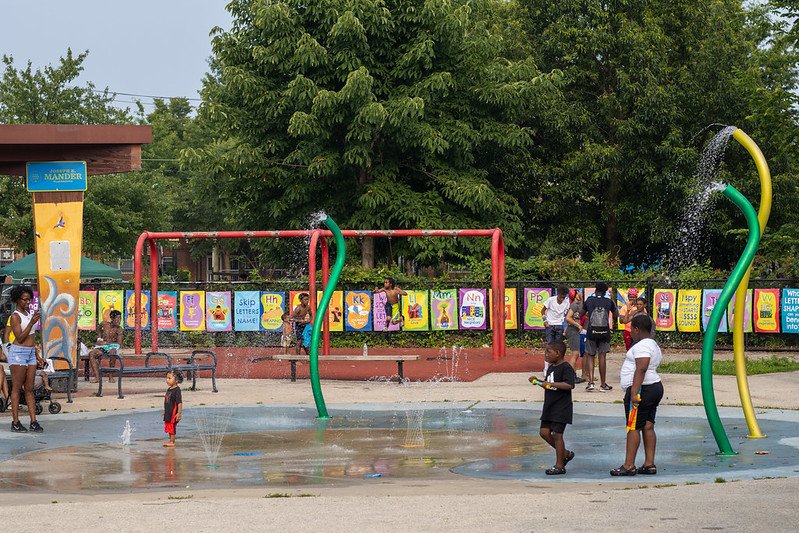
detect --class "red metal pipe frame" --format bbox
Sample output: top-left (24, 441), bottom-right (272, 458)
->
top-left (133, 229), bottom-right (506, 359)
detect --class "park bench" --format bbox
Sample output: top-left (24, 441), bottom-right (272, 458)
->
top-left (96, 350), bottom-right (218, 399)
top-left (270, 354), bottom-right (420, 384)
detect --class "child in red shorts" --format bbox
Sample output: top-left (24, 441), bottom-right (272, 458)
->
top-left (163, 370), bottom-right (183, 447)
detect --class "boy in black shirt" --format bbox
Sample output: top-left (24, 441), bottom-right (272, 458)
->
top-left (530, 340), bottom-right (576, 475)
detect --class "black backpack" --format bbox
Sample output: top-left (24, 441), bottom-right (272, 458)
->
top-left (588, 300), bottom-right (611, 342)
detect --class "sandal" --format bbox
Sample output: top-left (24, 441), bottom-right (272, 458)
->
top-left (545, 466), bottom-right (566, 475)
top-left (637, 464), bottom-right (657, 475)
top-left (610, 465), bottom-right (637, 476)
top-left (564, 450), bottom-right (575, 466)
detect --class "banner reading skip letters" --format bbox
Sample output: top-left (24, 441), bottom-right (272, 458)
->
top-left (754, 288), bottom-right (780, 333)
top-left (523, 288), bottom-right (550, 330)
top-left (77, 291), bottom-right (96, 330)
top-left (233, 291), bottom-right (260, 332)
top-left (676, 289), bottom-right (702, 333)
top-left (430, 289), bottom-right (458, 330)
top-left (206, 291), bottom-right (232, 332)
top-left (401, 290), bottom-right (429, 331)
top-left (781, 288), bottom-right (799, 334)
top-left (345, 291), bottom-right (372, 331)
top-left (459, 288), bottom-right (487, 330)
top-left (157, 291), bottom-right (178, 331)
top-left (180, 291), bottom-right (205, 331)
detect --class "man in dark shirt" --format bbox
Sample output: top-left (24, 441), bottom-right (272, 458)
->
top-left (582, 282), bottom-right (619, 392)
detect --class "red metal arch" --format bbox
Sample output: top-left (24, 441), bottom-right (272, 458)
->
top-left (133, 228), bottom-right (506, 360)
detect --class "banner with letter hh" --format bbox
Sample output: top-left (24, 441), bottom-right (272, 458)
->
top-left (401, 290), bottom-right (429, 331)
top-left (617, 287), bottom-right (646, 330)
top-left (259, 292), bottom-right (286, 332)
top-left (233, 291), bottom-right (260, 332)
top-left (702, 290), bottom-right (727, 333)
top-left (676, 289), bottom-right (702, 332)
top-left (78, 291), bottom-right (96, 330)
top-left (754, 288), bottom-right (780, 333)
top-left (98, 290), bottom-right (124, 324)
top-left (727, 289), bottom-right (753, 333)
top-left (430, 289), bottom-right (458, 330)
top-left (523, 288), bottom-right (551, 330)
top-left (180, 291), bottom-right (205, 331)
top-left (206, 291), bottom-right (232, 332)
top-left (124, 290), bottom-right (150, 330)
top-left (317, 290), bottom-right (344, 332)
top-left (345, 291), bottom-right (372, 331)
top-left (653, 289), bottom-right (676, 331)
top-left (459, 288), bottom-right (487, 330)
top-left (373, 291), bottom-right (401, 332)
top-left (157, 291), bottom-right (178, 331)
top-left (781, 288), bottom-right (799, 333)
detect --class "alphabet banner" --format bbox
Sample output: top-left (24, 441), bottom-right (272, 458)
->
top-left (726, 289), bottom-right (753, 333)
top-left (489, 288), bottom-right (519, 329)
top-left (345, 291), bottom-right (372, 331)
top-left (98, 290), bottom-right (124, 324)
top-left (430, 289), bottom-right (458, 330)
top-left (206, 291), bottom-right (232, 332)
top-left (317, 290), bottom-right (344, 332)
top-left (157, 291), bottom-right (178, 331)
top-left (754, 288), bottom-right (780, 333)
top-left (233, 291), bottom-right (260, 332)
top-left (676, 289), bottom-right (702, 333)
top-left (259, 291), bottom-right (286, 332)
top-left (77, 291), bottom-right (96, 330)
top-left (459, 288), bottom-right (487, 330)
top-left (373, 291), bottom-right (401, 332)
top-left (179, 291), bottom-right (205, 331)
top-left (124, 290), bottom-right (150, 330)
top-left (31, 291), bottom-right (40, 331)
top-left (616, 287), bottom-right (646, 330)
top-left (702, 289), bottom-right (728, 333)
top-left (401, 290), bottom-right (429, 331)
top-left (653, 289), bottom-right (676, 331)
top-left (781, 288), bottom-right (799, 334)
top-left (523, 288), bottom-right (551, 330)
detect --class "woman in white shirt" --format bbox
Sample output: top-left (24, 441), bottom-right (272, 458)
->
top-left (610, 313), bottom-right (664, 476)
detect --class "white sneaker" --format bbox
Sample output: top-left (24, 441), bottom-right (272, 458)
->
top-left (585, 383), bottom-right (595, 392)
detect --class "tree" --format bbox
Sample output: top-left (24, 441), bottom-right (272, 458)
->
top-left (185, 0), bottom-right (561, 268)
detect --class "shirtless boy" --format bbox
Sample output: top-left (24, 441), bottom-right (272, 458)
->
top-left (89, 310), bottom-right (123, 383)
top-left (374, 278), bottom-right (407, 331)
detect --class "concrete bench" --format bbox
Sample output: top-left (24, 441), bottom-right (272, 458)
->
top-left (271, 354), bottom-right (420, 384)
top-left (97, 350), bottom-right (218, 399)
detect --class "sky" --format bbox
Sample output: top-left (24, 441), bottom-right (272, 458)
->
top-left (1, 0), bottom-right (232, 110)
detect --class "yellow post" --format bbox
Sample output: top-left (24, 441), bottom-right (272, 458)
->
top-left (731, 128), bottom-right (771, 438)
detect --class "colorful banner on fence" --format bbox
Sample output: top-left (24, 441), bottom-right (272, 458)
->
top-left (676, 289), bottom-right (702, 333)
top-left (727, 289), bottom-right (753, 333)
top-left (180, 291), bottom-right (205, 331)
top-left (259, 291), bottom-right (286, 332)
top-left (98, 290), bottom-right (124, 324)
top-left (401, 290), bottom-right (429, 331)
top-left (124, 290), bottom-right (150, 330)
top-left (157, 291), bottom-right (178, 331)
top-left (345, 291), bottom-right (372, 331)
top-left (206, 291), bottom-right (232, 332)
top-left (489, 288), bottom-right (519, 330)
top-left (232, 291), bottom-right (260, 332)
top-left (430, 289), bottom-right (458, 330)
top-left (373, 291), bottom-right (401, 332)
top-left (30, 291), bottom-right (40, 331)
top-left (653, 289), bottom-right (676, 331)
top-left (317, 290), bottom-right (344, 332)
top-left (459, 288), bottom-right (487, 330)
top-left (781, 288), bottom-right (799, 334)
top-left (702, 289), bottom-right (727, 333)
top-left (77, 291), bottom-right (96, 330)
top-left (617, 287), bottom-right (645, 330)
top-left (754, 288), bottom-right (780, 333)
top-left (523, 288), bottom-right (551, 330)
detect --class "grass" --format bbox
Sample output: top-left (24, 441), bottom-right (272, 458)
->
top-left (167, 494), bottom-right (193, 500)
top-left (685, 481), bottom-right (701, 486)
top-left (659, 357), bottom-right (799, 375)
top-left (714, 477), bottom-right (726, 483)
top-left (264, 493), bottom-right (316, 498)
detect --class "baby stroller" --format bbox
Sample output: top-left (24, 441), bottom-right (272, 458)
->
top-left (1, 372), bottom-right (62, 415)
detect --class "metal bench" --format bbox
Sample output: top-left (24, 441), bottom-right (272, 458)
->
top-left (270, 354), bottom-right (420, 384)
top-left (97, 350), bottom-right (218, 399)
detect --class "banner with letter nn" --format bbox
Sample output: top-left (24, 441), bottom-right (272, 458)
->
top-left (726, 289), bottom-right (753, 333)
top-left (523, 288), bottom-right (550, 330)
top-left (459, 288), bottom-right (487, 330)
top-left (430, 289), bottom-right (458, 330)
top-left (259, 292), bottom-right (286, 332)
top-left (702, 290), bottom-right (727, 333)
top-left (157, 291), bottom-right (178, 331)
top-left (345, 291), bottom-right (372, 331)
top-left (233, 291), bottom-right (260, 332)
top-left (206, 292), bottom-right (232, 332)
top-left (675, 289), bottom-right (702, 333)
top-left (179, 291), bottom-right (205, 331)
top-left (653, 289), bottom-right (676, 331)
top-left (373, 291), bottom-right (401, 332)
top-left (401, 290), bottom-right (429, 331)
top-left (98, 290), bottom-right (124, 324)
top-left (781, 288), bottom-right (799, 333)
top-left (616, 287), bottom-right (646, 330)
top-left (754, 288), bottom-right (780, 333)
top-left (78, 291), bottom-right (96, 330)
top-left (124, 290), bottom-right (150, 330)
top-left (317, 290), bottom-right (344, 332)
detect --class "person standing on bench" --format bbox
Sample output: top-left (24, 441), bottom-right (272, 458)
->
top-left (89, 310), bottom-right (123, 384)
top-left (291, 293), bottom-right (311, 356)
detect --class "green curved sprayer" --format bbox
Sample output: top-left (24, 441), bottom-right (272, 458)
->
top-left (309, 215), bottom-right (346, 419)
top-left (700, 184), bottom-right (760, 455)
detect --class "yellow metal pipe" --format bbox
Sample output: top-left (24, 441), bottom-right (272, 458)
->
top-left (731, 128), bottom-right (771, 438)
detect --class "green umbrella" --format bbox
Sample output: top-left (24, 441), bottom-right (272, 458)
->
top-left (0, 253), bottom-right (122, 281)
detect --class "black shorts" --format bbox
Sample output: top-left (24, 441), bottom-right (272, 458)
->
top-left (540, 420), bottom-right (567, 434)
top-left (624, 381), bottom-right (664, 430)
top-left (294, 322), bottom-right (307, 340)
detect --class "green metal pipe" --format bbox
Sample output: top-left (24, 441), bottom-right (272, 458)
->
top-left (309, 215), bottom-right (346, 420)
top-left (701, 184), bottom-right (761, 455)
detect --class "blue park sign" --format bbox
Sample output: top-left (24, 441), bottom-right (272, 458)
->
top-left (26, 161), bottom-right (87, 192)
